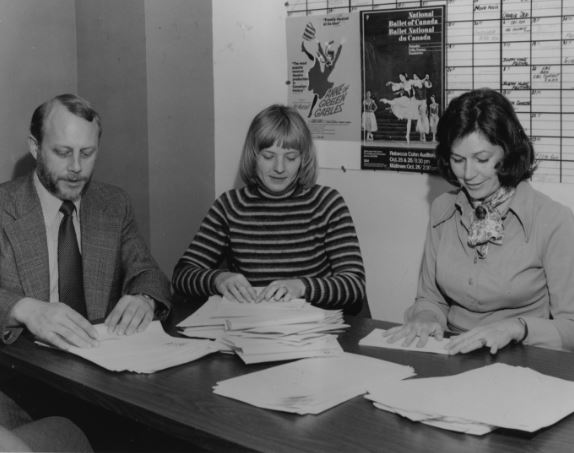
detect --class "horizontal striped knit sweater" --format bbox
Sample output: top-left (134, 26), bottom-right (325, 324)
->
top-left (172, 184), bottom-right (366, 313)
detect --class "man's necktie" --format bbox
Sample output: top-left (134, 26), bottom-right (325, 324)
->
top-left (58, 200), bottom-right (87, 317)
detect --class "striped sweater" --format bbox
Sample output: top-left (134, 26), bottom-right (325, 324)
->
top-left (172, 184), bottom-right (366, 313)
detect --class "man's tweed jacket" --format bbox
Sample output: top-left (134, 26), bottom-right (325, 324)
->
top-left (0, 174), bottom-right (171, 343)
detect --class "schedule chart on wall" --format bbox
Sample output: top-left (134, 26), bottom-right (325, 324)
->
top-left (287, 0), bottom-right (574, 183)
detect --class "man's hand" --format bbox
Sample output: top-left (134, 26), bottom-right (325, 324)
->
top-left (10, 297), bottom-right (99, 350)
top-left (214, 272), bottom-right (257, 303)
top-left (104, 294), bottom-right (155, 336)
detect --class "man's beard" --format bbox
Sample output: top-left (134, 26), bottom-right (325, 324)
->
top-left (36, 153), bottom-right (91, 201)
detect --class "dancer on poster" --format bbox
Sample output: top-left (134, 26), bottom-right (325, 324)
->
top-left (301, 22), bottom-right (344, 118)
top-left (412, 74), bottom-right (432, 142)
top-left (429, 94), bottom-right (440, 142)
top-left (362, 90), bottom-right (378, 141)
top-left (379, 73), bottom-right (419, 143)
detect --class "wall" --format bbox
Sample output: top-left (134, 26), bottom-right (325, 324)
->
top-left (0, 0), bottom-right (77, 183)
top-left (76, 0), bottom-right (150, 240)
top-left (144, 0), bottom-right (215, 275)
top-left (76, 0), bottom-right (214, 275)
top-left (213, 0), bottom-right (288, 196)
top-left (212, 0), bottom-right (574, 322)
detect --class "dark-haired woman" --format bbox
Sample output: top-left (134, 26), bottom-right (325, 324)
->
top-left (386, 88), bottom-right (574, 354)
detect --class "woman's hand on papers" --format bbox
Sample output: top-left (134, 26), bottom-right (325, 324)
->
top-left (256, 279), bottom-right (305, 303)
top-left (445, 319), bottom-right (525, 355)
top-left (215, 272), bottom-right (258, 303)
top-left (382, 310), bottom-right (444, 348)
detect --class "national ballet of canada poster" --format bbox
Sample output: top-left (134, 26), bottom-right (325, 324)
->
top-left (360, 6), bottom-right (445, 173)
top-left (286, 12), bottom-right (361, 141)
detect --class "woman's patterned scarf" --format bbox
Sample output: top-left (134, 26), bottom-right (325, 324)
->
top-left (467, 186), bottom-right (516, 259)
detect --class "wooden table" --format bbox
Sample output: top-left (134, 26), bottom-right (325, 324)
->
top-left (0, 306), bottom-right (573, 453)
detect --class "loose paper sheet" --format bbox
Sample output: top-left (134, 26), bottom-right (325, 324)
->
top-left (38, 321), bottom-right (218, 373)
top-left (214, 352), bottom-right (415, 415)
top-left (366, 363), bottom-right (574, 434)
top-left (359, 328), bottom-right (449, 354)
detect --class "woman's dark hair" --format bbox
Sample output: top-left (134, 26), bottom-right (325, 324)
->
top-left (435, 88), bottom-right (536, 187)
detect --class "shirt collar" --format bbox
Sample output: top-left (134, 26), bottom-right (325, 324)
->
top-left (433, 181), bottom-right (533, 241)
top-left (33, 172), bottom-right (81, 224)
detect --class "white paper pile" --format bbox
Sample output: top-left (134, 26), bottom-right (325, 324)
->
top-left (41, 321), bottom-right (219, 373)
top-left (213, 353), bottom-right (415, 414)
top-left (366, 363), bottom-right (574, 435)
top-left (359, 328), bottom-right (449, 354)
top-left (177, 295), bottom-right (348, 364)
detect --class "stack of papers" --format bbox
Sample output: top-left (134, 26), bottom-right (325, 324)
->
top-left (366, 363), bottom-right (574, 435)
top-left (213, 353), bottom-right (415, 414)
top-left (177, 296), bottom-right (348, 364)
top-left (359, 328), bottom-right (449, 354)
top-left (40, 321), bottom-right (218, 373)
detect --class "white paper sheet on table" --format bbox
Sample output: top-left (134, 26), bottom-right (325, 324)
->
top-left (213, 352), bottom-right (415, 415)
top-left (366, 363), bottom-right (574, 434)
top-left (359, 328), bottom-right (449, 354)
top-left (38, 321), bottom-right (218, 373)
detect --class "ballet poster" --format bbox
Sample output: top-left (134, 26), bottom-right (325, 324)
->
top-left (360, 6), bottom-right (445, 173)
top-left (286, 12), bottom-right (361, 141)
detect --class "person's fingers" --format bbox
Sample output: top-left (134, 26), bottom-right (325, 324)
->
top-left (416, 330), bottom-right (429, 348)
top-left (385, 327), bottom-right (409, 344)
top-left (236, 285), bottom-right (254, 303)
top-left (381, 325), bottom-right (404, 337)
top-left (244, 284), bottom-right (258, 302)
top-left (104, 300), bottom-right (126, 331)
top-left (221, 288), bottom-right (239, 303)
top-left (135, 310), bottom-right (154, 333)
top-left (401, 329), bottom-right (419, 347)
top-left (449, 336), bottom-right (485, 355)
top-left (42, 331), bottom-right (74, 351)
top-left (53, 322), bottom-right (97, 349)
top-left (66, 310), bottom-right (99, 341)
top-left (273, 286), bottom-right (287, 301)
top-left (122, 307), bottom-right (146, 336)
top-left (434, 327), bottom-right (444, 341)
top-left (111, 302), bottom-right (138, 335)
top-left (255, 287), bottom-right (270, 303)
top-left (459, 338), bottom-right (485, 354)
top-left (257, 285), bottom-right (277, 303)
top-left (228, 285), bottom-right (247, 303)
top-left (387, 326), bottom-right (412, 343)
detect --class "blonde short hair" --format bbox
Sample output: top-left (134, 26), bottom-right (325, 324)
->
top-left (239, 104), bottom-right (318, 188)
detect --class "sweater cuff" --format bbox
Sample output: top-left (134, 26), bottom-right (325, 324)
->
top-left (525, 317), bottom-right (563, 350)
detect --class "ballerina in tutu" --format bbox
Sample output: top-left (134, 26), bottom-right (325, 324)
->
top-left (362, 90), bottom-right (378, 141)
top-left (429, 94), bottom-right (440, 142)
top-left (379, 73), bottom-right (419, 143)
top-left (412, 74), bottom-right (432, 142)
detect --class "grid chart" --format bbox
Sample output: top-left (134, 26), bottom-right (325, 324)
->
top-left (287, 0), bottom-right (574, 183)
